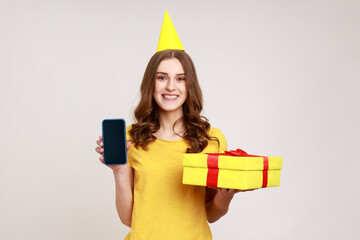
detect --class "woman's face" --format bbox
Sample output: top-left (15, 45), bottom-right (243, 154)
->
top-left (153, 58), bottom-right (188, 114)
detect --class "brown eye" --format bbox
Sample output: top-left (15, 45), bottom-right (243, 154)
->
top-left (157, 76), bottom-right (167, 80)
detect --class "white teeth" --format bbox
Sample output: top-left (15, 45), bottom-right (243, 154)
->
top-left (163, 95), bottom-right (178, 99)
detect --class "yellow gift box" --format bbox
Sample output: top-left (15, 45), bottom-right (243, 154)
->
top-left (182, 149), bottom-right (283, 190)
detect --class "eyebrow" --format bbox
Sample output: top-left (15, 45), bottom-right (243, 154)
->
top-left (156, 72), bottom-right (185, 76)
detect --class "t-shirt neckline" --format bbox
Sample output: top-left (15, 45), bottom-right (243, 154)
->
top-left (155, 137), bottom-right (185, 143)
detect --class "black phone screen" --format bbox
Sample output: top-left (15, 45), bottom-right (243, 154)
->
top-left (102, 119), bottom-right (127, 165)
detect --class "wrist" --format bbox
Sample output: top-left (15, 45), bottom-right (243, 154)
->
top-left (211, 195), bottom-right (230, 215)
top-left (214, 190), bottom-right (233, 206)
top-left (112, 166), bottom-right (130, 178)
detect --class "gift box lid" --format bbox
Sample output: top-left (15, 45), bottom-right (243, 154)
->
top-left (183, 153), bottom-right (282, 171)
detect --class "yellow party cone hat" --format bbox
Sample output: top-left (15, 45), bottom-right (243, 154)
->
top-left (156, 11), bottom-right (184, 52)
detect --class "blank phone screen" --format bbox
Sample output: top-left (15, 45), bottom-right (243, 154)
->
top-left (102, 119), bottom-right (127, 165)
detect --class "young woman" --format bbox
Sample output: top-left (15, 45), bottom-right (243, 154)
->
top-left (95, 49), bottom-right (245, 239)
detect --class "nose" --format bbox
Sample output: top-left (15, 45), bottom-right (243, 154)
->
top-left (165, 78), bottom-right (176, 91)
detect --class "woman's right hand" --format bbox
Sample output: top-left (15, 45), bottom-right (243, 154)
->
top-left (96, 135), bottom-right (134, 227)
top-left (95, 135), bottom-right (132, 172)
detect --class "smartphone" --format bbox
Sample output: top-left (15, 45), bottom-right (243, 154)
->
top-left (102, 118), bottom-right (127, 165)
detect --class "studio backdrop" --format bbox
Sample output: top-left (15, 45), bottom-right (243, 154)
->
top-left (0, 0), bottom-right (359, 239)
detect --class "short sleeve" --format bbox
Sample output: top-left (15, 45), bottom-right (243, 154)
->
top-left (209, 128), bottom-right (228, 153)
top-left (126, 125), bottom-right (132, 168)
top-left (216, 129), bottom-right (228, 153)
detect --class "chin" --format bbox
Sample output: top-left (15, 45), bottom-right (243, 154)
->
top-left (159, 106), bottom-right (183, 112)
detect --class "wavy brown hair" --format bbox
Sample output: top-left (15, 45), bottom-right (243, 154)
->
top-left (129, 49), bottom-right (218, 153)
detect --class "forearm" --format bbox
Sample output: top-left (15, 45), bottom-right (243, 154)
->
top-left (206, 192), bottom-right (232, 223)
top-left (113, 169), bottom-right (133, 227)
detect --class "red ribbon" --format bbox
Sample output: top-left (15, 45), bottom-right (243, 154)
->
top-left (206, 149), bottom-right (269, 188)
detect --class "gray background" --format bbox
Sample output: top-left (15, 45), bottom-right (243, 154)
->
top-left (1, 0), bottom-right (359, 239)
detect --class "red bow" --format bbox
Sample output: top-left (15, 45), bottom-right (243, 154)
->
top-left (206, 149), bottom-right (269, 189)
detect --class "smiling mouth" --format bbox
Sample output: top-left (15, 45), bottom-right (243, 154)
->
top-left (162, 94), bottom-right (179, 100)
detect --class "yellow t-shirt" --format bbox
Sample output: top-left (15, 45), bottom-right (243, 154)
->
top-left (124, 126), bottom-right (227, 240)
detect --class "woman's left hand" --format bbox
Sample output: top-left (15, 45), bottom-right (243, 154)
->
top-left (213, 188), bottom-right (256, 204)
